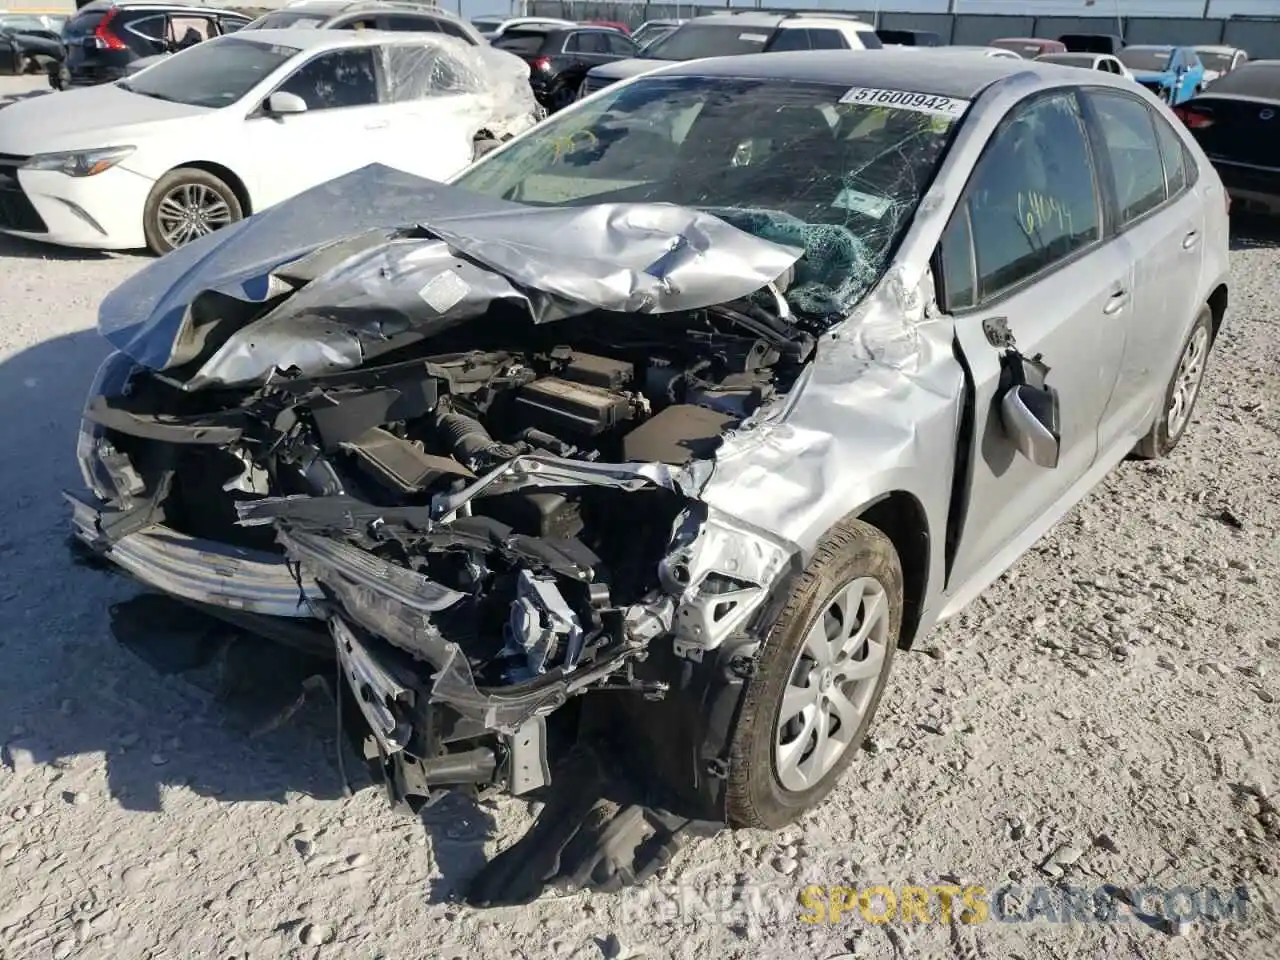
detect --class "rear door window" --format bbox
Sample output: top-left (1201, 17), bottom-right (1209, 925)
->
top-left (566, 31), bottom-right (609, 54)
top-left (855, 30), bottom-right (882, 49)
top-left (276, 47), bottom-right (379, 109)
top-left (809, 29), bottom-right (849, 50)
top-left (1084, 91), bottom-right (1167, 225)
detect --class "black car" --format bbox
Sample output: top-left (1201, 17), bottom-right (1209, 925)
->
top-left (53, 0), bottom-right (251, 89)
top-left (0, 16), bottom-right (65, 76)
top-left (876, 28), bottom-right (941, 47)
top-left (491, 24), bottom-right (637, 111)
top-left (1175, 59), bottom-right (1280, 216)
top-left (1059, 33), bottom-right (1125, 56)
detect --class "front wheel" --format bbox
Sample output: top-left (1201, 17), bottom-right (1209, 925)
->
top-left (725, 517), bottom-right (902, 830)
top-left (142, 167), bottom-right (243, 255)
top-left (1134, 306), bottom-right (1214, 459)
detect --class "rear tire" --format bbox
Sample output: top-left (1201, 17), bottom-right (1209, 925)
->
top-left (725, 518), bottom-right (902, 830)
top-left (1134, 306), bottom-right (1214, 459)
top-left (142, 167), bottom-right (243, 256)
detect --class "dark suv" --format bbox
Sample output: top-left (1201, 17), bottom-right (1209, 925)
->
top-left (54, 0), bottom-right (250, 88)
top-left (491, 24), bottom-right (637, 111)
top-left (242, 0), bottom-right (485, 45)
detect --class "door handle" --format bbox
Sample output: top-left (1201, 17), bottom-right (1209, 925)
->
top-left (1182, 230), bottom-right (1200, 250)
top-left (364, 119), bottom-right (389, 130)
top-left (1103, 288), bottom-right (1129, 315)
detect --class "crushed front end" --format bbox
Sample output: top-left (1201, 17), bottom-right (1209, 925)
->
top-left (67, 168), bottom-right (832, 899)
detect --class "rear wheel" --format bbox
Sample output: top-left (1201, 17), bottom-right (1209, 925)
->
top-left (1134, 306), bottom-right (1214, 459)
top-left (142, 167), bottom-right (243, 255)
top-left (725, 518), bottom-right (902, 829)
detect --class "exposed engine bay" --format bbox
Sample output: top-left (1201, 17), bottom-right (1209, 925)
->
top-left (81, 294), bottom-right (813, 819)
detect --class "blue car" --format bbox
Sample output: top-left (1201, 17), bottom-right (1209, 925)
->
top-left (1118, 45), bottom-right (1206, 104)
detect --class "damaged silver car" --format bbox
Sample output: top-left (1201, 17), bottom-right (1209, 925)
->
top-left (68, 52), bottom-right (1230, 902)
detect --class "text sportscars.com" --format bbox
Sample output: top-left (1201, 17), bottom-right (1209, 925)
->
top-left (617, 881), bottom-right (1254, 927)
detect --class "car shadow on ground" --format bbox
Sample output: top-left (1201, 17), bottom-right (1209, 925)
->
top-left (0, 86), bottom-right (53, 109)
top-left (0, 231), bottom-right (122, 261)
top-left (1229, 214), bottom-right (1280, 251)
top-left (0, 328), bottom-right (495, 901)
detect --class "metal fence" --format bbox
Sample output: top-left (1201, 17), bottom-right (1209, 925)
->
top-left (526, 0), bottom-right (1280, 56)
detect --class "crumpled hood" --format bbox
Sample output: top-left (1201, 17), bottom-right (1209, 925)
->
top-left (98, 163), bottom-right (802, 390)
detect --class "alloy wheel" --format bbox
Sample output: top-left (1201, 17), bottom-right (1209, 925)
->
top-left (1166, 323), bottom-right (1210, 438)
top-left (773, 576), bottom-right (890, 793)
top-left (156, 182), bottom-right (233, 249)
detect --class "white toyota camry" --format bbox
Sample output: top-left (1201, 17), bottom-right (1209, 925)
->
top-left (0, 28), bottom-right (538, 253)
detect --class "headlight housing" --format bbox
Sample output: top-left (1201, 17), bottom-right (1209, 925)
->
top-left (76, 351), bottom-right (143, 503)
top-left (23, 146), bottom-right (135, 178)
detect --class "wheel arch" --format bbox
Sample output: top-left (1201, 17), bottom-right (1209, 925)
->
top-left (1207, 282), bottom-right (1228, 339)
top-left (855, 490), bottom-right (931, 651)
top-left (163, 161), bottom-right (253, 216)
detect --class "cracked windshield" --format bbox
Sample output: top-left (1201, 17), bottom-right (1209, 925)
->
top-left (453, 76), bottom-right (962, 321)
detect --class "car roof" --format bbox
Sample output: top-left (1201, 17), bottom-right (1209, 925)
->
top-left (656, 48), bottom-right (1040, 99)
top-left (993, 37), bottom-right (1056, 43)
top-left (227, 26), bottom-right (425, 50)
top-left (1040, 52), bottom-right (1099, 61)
top-left (685, 11), bottom-right (785, 27)
top-left (777, 16), bottom-right (875, 29)
top-left (76, 0), bottom-right (248, 12)
top-left (1194, 44), bottom-right (1240, 53)
top-left (1124, 44), bottom-right (1176, 51)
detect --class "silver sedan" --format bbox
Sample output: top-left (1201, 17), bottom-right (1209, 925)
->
top-left (70, 50), bottom-right (1229, 899)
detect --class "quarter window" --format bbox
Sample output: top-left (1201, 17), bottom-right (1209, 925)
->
top-left (276, 48), bottom-right (379, 110)
top-left (943, 92), bottom-right (1101, 306)
top-left (384, 14), bottom-right (440, 32)
top-left (604, 32), bottom-right (634, 55)
top-left (1085, 91), bottom-right (1167, 224)
top-left (1152, 112), bottom-right (1188, 198)
top-left (767, 29), bottom-right (810, 52)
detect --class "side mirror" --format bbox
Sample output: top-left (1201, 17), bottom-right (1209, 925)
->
top-left (1001, 383), bottom-right (1061, 469)
top-left (265, 91), bottom-right (307, 115)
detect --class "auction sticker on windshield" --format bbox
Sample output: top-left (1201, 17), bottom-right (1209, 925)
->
top-left (839, 87), bottom-right (969, 118)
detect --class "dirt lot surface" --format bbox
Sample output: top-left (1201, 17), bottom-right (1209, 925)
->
top-left (0, 75), bottom-right (1277, 960)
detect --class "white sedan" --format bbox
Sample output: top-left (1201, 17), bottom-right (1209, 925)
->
top-left (0, 29), bottom-right (539, 253)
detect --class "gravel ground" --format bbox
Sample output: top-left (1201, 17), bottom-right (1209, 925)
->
top-left (1, 74), bottom-right (1278, 960)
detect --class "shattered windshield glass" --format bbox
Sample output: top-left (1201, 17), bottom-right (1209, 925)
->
top-left (453, 75), bottom-right (962, 319)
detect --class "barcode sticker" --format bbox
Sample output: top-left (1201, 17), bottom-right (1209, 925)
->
top-left (839, 87), bottom-right (969, 118)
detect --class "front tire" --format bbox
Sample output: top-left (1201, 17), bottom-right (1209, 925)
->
top-left (725, 518), bottom-right (902, 830)
top-left (142, 167), bottom-right (243, 256)
top-left (1134, 305), bottom-right (1214, 459)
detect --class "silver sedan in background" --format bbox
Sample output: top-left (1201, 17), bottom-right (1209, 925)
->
top-left (68, 51), bottom-right (1229, 902)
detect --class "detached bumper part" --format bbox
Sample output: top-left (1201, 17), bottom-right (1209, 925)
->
top-left (465, 743), bottom-right (722, 907)
top-left (65, 491), bottom-right (322, 618)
